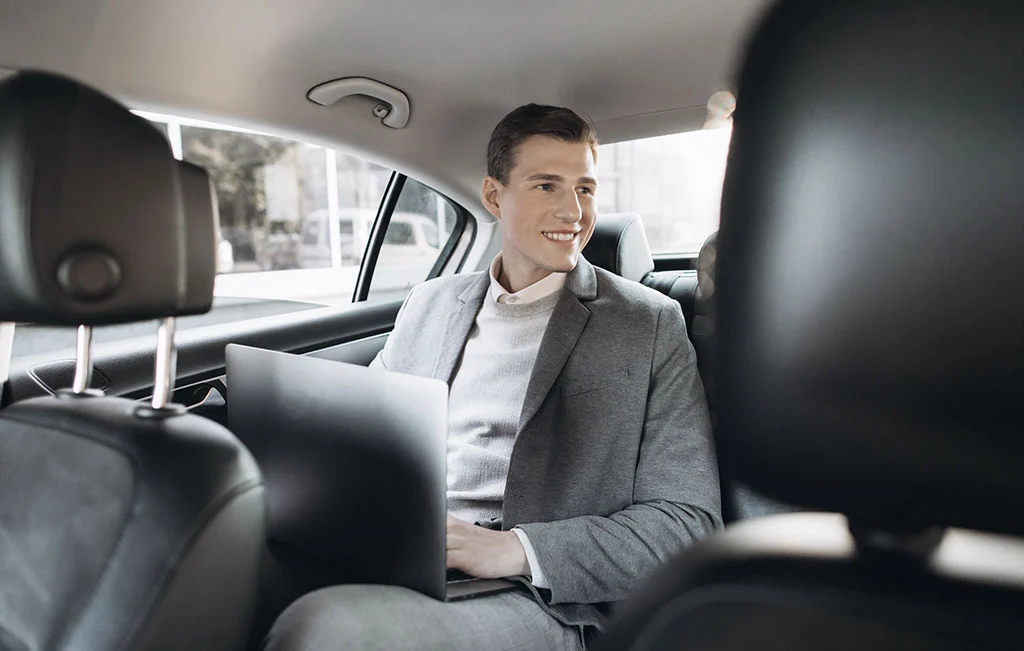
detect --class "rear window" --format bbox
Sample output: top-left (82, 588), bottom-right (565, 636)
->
top-left (598, 123), bottom-right (731, 255)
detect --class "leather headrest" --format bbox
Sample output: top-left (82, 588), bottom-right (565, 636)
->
top-left (0, 71), bottom-right (212, 326)
top-left (718, 0), bottom-right (1024, 535)
top-left (178, 161), bottom-right (217, 316)
top-left (585, 213), bottom-right (655, 283)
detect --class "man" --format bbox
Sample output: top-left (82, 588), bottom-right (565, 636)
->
top-left (265, 104), bottom-right (721, 650)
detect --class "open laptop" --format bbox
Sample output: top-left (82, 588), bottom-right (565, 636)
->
top-left (225, 343), bottom-right (519, 601)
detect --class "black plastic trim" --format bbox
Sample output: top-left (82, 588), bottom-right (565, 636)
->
top-left (354, 173), bottom-right (406, 302)
top-left (452, 204), bottom-right (478, 275)
top-left (426, 198), bottom-right (470, 279)
top-left (355, 174), bottom-right (473, 302)
top-left (653, 254), bottom-right (699, 272)
top-left (6, 300), bottom-right (403, 403)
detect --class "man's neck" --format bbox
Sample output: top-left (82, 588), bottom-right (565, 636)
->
top-left (498, 262), bottom-right (552, 295)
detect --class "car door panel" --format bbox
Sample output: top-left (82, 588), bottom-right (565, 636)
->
top-left (306, 332), bottom-right (388, 366)
top-left (5, 300), bottom-right (403, 407)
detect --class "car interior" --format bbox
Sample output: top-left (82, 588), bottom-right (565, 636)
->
top-left (0, 0), bottom-right (1021, 649)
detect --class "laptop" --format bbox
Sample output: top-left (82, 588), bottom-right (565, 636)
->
top-left (225, 343), bottom-right (519, 602)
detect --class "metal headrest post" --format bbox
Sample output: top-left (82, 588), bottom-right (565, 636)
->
top-left (151, 317), bottom-right (178, 410)
top-left (0, 322), bottom-right (15, 402)
top-left (71, 325), bottom-right (94, 394)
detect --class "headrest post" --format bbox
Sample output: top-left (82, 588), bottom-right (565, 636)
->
top-left (151, 317), bottom-right (178, 410)
top-left (71, 325), bottom-right (94, 394)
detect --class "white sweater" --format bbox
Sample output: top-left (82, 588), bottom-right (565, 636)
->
top-left (445, 289), bottom-right (562, 524)
top-left (445, 257), bottom-right (566, 588)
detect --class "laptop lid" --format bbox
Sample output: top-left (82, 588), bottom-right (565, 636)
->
top-left (226, 343), bottom-right (449, 599)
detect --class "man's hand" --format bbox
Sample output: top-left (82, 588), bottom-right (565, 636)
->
top-left (446, 515), bottom-right (530, 579)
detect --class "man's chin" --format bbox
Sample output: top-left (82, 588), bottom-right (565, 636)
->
top-left (538, 252), bottom-right (579, 273)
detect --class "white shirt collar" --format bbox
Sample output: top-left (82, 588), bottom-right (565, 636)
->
top-left (488, 254), bottom-right (567, 305)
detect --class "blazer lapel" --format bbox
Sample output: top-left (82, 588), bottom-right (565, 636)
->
top-left (518, 257), bottom-right (598, 430)
top-left (431, 272), bottom-right (489, 383)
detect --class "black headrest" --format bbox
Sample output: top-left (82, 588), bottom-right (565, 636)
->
top-left (586, 213), bottom-right (655, 283)
top-left (0, 71), bottom-right (212, 326)
top-left (718, 0), bottom-right (1024, 535)
top-left (178, 161), bottom-right (217, 316)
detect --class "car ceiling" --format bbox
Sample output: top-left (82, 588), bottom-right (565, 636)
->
top-left (0, 0), bottom-right (768, 215)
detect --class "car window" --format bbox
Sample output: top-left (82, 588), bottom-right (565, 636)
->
top-left (421, 221), bottom-right (440, 249)
top-left (8, 115), bottom-right (465, 361)
top-left (366, 178), bottom-right (460, 303)
top-left (301, 220), bottom-right (322, 246)
top-left (597, 123), bottom-right (732, 255)
top-left (383, 221), bottom-right (415, 246)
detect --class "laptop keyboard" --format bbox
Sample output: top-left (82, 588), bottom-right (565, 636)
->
top-left (446, 569), bottom-right (474, 583)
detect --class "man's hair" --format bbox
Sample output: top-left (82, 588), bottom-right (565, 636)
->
top-left (486, 104), bottom-right (598, 184)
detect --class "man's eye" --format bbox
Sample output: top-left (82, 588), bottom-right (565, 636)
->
top-left (578, 187), bottom-right (594, 195)
top-left (537, 183), bottom-right (554, 191)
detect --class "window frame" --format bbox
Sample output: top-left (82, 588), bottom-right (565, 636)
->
top-left (353, 172), bottom-right (471, 302)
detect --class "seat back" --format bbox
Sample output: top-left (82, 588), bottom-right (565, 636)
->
top-left (0, 72), bottom-right (264, 651)
top-left (595, 0), bottom-right (1024, 648)
top-left (587, 212), bottom-right (701, 335)
top-left (585, 213), bottom-right (656, 283)
top-left (693, 231), bottom-right (796, 522)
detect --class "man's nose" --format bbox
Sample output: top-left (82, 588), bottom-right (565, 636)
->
top-left (554, 190), bottom-right (583, 223)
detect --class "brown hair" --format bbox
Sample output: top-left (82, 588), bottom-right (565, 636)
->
top-left (486, 104), bottom-right (598, 184)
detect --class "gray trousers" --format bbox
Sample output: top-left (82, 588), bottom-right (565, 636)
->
top-left (264, 584), bottom-right (586, 651)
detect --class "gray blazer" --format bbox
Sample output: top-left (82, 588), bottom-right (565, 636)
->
top-left (373, 257), bottom-right (722, 629)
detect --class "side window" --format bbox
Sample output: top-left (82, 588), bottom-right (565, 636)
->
top-left (366, 179), bottom-right (460, 303)
top-left (175, 124), bottom-right (390, 308)
top-left (421, 221), bottom-right (440, 249)
top-left (383, 222), bottom-right (415, 246)
top-left (597, 124), bottom-right (732, 255)
top-left (180, 126), bottom-right (332, 275)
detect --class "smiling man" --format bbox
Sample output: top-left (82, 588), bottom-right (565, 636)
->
top-left (266, 104), bottom-right (721, 650)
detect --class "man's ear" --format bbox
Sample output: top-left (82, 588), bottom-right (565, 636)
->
top-left (481, 176), bottom-right (503, 221)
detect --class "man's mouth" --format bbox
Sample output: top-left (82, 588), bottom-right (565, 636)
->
top-left (542, 231), bottom-right (578, 242)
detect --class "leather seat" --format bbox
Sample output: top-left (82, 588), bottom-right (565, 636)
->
top-left (641, 269), bottom-right (698, 337)
top-left (595, 0), bottom-right (1024, 648)
top-left (585, 212), bottom-right (656, 284)
top-left (587, 212), bottom-right (699, 334)
top-left (0, 72), bottom-right (265, 651)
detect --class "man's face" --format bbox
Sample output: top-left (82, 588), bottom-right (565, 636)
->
top-left (482, 135), bottom-right (598, 288)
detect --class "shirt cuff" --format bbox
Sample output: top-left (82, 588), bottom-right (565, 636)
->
top-left (512, 527), bottom-right (550, 589)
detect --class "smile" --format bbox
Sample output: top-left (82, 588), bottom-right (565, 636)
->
top-left (543, 232), bottom-right (578, 242)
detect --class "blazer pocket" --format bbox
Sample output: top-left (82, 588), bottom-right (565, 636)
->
top-left (561, 366), bottom-right (631, 398)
